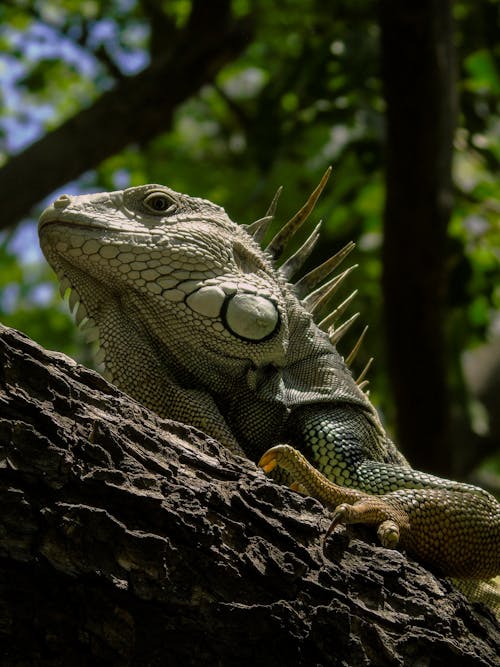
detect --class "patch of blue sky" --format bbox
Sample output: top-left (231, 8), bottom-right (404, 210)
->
top-left (117, 44), bottom-right (149, 75)
top-left (0, 23), bottom-right (96, 152)
top-left (0, 281), bottom-right (55, 313)
top-left (0, 17), bottom-right (149, 151)
top-left (117, 0), bottom-right (138, 12)
top-left (87, 17), bottom-right (118, 49)
top-left (8, 22), bottom-right (97, 78)
top-left (6, 169), bottom-right (112, 263)
top-left (0, 284), bottom-right (20, 314)
top-left (0, 52), bottom-right (24, 86)
top-left (113, 168), bottom-right (131, 189)
top-left (29, 282), bottom-right (54, 306)
top-left (2, 173), bottom-right (108, 267)
top-left (2, 114), bottom-right (53, 153)
top-left (0, 13), bottom-right (148, 265)
top-left (16, 16), bottom-right (150, 75)
top-left (0, 56), bottom-right (27, 139)
top-left (7, 219), bottom-right (45, 265)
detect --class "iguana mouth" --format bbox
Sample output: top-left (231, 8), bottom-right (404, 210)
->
top-left (39, 218), bottom-right (103, 233)
top-left (39, 217), bottom-right (158, 238)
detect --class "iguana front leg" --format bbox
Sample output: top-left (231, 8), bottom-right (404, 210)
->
top-left (259, 444), bottom-right (500, 581)
top-left (259, 445), bottom-right (500, 579)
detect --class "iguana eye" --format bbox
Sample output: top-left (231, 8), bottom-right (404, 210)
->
top-left (144, 192), bottom-right (176, 214)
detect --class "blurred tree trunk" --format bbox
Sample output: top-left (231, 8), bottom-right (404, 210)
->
top-left (380, 0), bottom-right (456, 475)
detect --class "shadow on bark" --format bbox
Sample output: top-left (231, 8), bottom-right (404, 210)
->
top-left (0, 325), bottom-right (498, 666)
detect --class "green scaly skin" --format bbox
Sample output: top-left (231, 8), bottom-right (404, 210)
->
top-left (37, 182), bottom-right (500, 612)
top-left (260, 444), bottom-right (499, 581)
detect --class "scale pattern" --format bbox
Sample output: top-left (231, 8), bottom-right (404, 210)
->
top-left (260, 445), bottom-right (499, 580)
top-left (38, 181), bottom-right (500, 610)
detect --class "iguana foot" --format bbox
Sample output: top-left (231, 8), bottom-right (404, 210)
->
top-left (259, 444), bottom-right (406, 548)
top-left (327, 503), bottom-right (401, 548)
top-left (259, 444), bottom-right (500, 580)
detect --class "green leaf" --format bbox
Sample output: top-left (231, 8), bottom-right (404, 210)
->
top-left (464, 50), bottom-right (500, 95)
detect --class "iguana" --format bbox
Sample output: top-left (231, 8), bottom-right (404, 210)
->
top-left (38, 169), bottom-right (499, 613)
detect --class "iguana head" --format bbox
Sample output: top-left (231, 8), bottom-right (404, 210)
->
top-left (39, 176), bottom-right (373, 422)
top-left (39, 184), bottom-right (290, 386)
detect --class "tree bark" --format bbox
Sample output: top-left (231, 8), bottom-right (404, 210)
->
top-left (380, 0), bottom-right (456, 476)
top-left (0, 0), bottom-right (253, 231)
top-left (0, 324), bottom-right (498, 665)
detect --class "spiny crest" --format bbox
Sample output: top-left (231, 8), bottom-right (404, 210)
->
top-left (57, 271), bottom-right (105, 370)
top-left (246, 167), bottom-right (371, 389)
top-left (244, 186), bottom-right (283, 244)
top-left (265, 167), bottom-right (332, 260)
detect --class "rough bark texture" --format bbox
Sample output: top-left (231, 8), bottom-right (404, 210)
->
top-left (0, 325), bottom-right (498, 666)
top-left (380, 1), bottom-right (456, 475)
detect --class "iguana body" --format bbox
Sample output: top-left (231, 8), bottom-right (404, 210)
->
top-left (38, 176), bottom-right (499, 605)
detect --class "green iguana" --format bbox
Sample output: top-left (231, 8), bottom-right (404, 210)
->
top-left (38, 169), bottom-right (499, 613)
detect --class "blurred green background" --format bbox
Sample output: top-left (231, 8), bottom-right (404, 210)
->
top-left (0, 0), bottom-right (498, 486)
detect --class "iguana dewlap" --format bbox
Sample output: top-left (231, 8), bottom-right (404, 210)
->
top-left (38, 174), bottom-right (500, 607)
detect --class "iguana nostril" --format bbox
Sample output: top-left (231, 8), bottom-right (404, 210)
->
top-left (223, 293), bottom-right (279, 341)
top-left (54, 195), bottom-right (71, 209)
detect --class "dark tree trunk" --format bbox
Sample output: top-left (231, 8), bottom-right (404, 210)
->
top-left (380, 1), bottom-right (456, 475)
top-left (0, 325), bottom-right (498, 665)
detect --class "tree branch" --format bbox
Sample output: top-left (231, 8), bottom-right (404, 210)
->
top-left (0, 324), bottom-right (498, 664)
top-left (0, 3), bottom-right (253, 230)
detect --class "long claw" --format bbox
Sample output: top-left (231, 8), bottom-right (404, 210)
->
top-left (260, 444), bottom-right (499, 580)
top-left (290, 481), bottom-right (308, 495)
top-left (258, 448), bottom-right (280, 473)
top-left (326, 503), bottom-right (350, 538)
